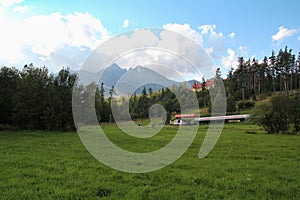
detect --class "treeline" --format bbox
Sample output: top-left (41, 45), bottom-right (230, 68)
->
top-left (252, 94), bottom-right (300, 134)
top-left (224, 46), bottom-right (300, 101)
top-left (0, 64), bottom-right (195, 130)
top-left (110, 85), bottom-right (196, 123)
top-left (223, 46), bottom-right (300, 134)
top-left (0, 64), bottom-right (76, 131)
top-left (1, 46), bottom-right (299, 131)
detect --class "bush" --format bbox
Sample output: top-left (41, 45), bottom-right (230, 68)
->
top-left (251, 94), bottom-right (299, 134)
top-left (238, 101), bottom-right (245, 110)
top-left (0, 124), bottom-right (19, 131)
top-left (238, 100), bottom-right (255, 110)
top-left (291, 94), bottom-right (300, 132)
top-left (244, 100), bottom-right (255, 109)
top-left (226, 94), bottom-right (236, 113)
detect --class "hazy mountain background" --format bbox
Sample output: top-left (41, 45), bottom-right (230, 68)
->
top-left (74, 63), bottom-right (200, 96)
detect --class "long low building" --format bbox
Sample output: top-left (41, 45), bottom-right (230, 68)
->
top-left (195, 114), bottom-right (251, 123)
top-left (172, 114), bottom-right (250, 125)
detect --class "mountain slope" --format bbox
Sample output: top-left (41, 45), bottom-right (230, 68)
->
top-left (73, 63), bottom-right (199, 96)
top-left (97, 63), bottom-right (127, 88)
top-left (115, 65), bottom-right (178, 95)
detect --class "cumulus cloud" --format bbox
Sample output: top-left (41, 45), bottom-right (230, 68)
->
top-left (199, 24), bottom-right (224, 41)
top-left (228, 32), bottom-right (235, 38)
top-left (199, 24), bottom-right (216, 35)
top-left (0, 5), bottom-right (3, 13)
top-left (221, 48), bottom-right (237, 69)
top-left (197, 24), bottom-right (232, 60)
top-left (0, 0), bottom-right (23, 7)
top-left (13, 5), bottom-right (28, 12)
top-left (0, 11), bottom-right (109, 67)
top-left (238, 46), bottom-right (248, 57)
top-left (272, 26), bottom-right (298, 42)
top-left (205, 46), bottom-right (213, 55)
top-left (0, 10), bottom-right (239, 80)
top-left (161, 23), bottom-right (241, 77)
top-left (163, 23), bottom-right (203, 45)
top-left (90, 28), bottom-right (213, 81)
top-left (122, 19), bottom-right (129, 28)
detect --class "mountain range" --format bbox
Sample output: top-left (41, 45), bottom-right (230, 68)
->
top-left (76, 63), bottom-right (201, 95)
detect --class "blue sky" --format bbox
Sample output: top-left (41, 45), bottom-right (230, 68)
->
top-left (1, 0), bottom-right (300, 77)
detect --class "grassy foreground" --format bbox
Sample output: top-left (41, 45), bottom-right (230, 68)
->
top-left (0, 124), bottom-right (299, 199)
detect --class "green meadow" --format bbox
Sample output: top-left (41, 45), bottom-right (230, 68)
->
top-left (0, 124), bottom-right (299, 199)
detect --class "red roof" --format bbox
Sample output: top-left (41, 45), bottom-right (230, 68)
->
top-left (192, 82), bottom-right (202, 90)
top-left (175, 113), bottom-right (198, 119)
top-left (192, 80), bottom-right (215, 91)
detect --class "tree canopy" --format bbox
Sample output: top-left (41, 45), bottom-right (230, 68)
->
top-left (0, 46), bottom-right (299, 132)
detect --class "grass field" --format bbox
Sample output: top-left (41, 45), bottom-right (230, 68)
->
top-left (0, 124), bottom-right (299, 199)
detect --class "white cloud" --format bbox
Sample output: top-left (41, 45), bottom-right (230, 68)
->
top-left (106, 28), bottom-right (216, 81)
top-left (272, 26), bottom-right (298, 42)
top-left (258, 59), bottom-right (264, 65)
top-left (238, 46), bottom-right (248, 57)
top-left (163, 23), bottom-right (203, 45)
top-left (199, 24), bottom-right (224, 40)
top-left (163, 23), bottom-right (230, 54)
top-left (221, 48), bottom-right (237, 69)
top-left (122, 19), bottom-right (129, 28)
top-left (198, 24), bottom-right (231, 60)
top-left (0, 13), bottom-right (239, 79)
top-left (13, 5), bottom-right (28, 12)
top-left (0, 0), bottom-right (23, 7)
top-left (210, 31), bottom-right (223, 38)
top-left (199, 24), bottom-right (216, 34)
top-left (205, 46), bottom-right (213, 55)
top-left (162, 23), bottom-right (240, 77)
top-left (298, 35), bottom-right (300, 41)
top-left (0, 11), bottom-right (109, 67)
top-left (0, 6), bottom-right (4, 18)
top-left (228, 32), bottom-right (235, 38)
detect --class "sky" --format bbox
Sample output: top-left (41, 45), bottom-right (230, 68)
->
top-left (1, 0), bottom-right (300, 79)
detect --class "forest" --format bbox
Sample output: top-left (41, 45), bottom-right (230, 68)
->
top-left (0, 46), bottom-right (299, 131)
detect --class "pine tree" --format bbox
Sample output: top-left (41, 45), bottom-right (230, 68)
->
top-left (269, 51), bottom-right (277, 92)
top-left (0, 67), bottom-right (20, 125)
top-left (148, 87), bottom-right (152, 96)
top-left (215, 68), bottom-right (222, 80)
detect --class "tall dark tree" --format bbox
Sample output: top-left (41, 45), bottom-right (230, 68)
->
top-left (235, 56), bottom-right (246, 101)
top-left (142, 86), bottom-right (147, 98)
top-left (13, 65), bottom-right (53, 129)
top-left (215, 68), bottom-right (222, 80)
top-left (226, 94), bottom-right (236, 113)
top-left (201, 76), bottom-right (206, 91)
top-left (269, 50), bottom-right (277, 92)
top-left (251, 58), bottom-right (258, 101)
top-left (54, 68), bottom-right (77, 130)
top-left (148, 87), bottom-right (153, 97)
top-left (260, 56), bottom-right (268, 93)
top-left (226, 67), bottom-right (235, 96)
top-left (100, 82), bottom-right (105, 102)
top-left (297, 52), bottom-right (300, 91)
top-left (136, 87), bottom-right (149, 118)
top-left (109, 85), bottom-right (115, 99)
top-left (0, 67), bottom-right (20, 125)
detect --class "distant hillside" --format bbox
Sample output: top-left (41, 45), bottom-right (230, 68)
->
top-left (72, 63), bottom-right (203, 96)
top-left (115, 65), bottom-right (178, 95)
top-left (98, 63), bottom-right (127, 88)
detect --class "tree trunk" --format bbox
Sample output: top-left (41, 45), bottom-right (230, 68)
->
top-left (258, 80), bottom-right (261, 96)
top-left (284, 74), bottom-right (288, 95)
top-left (290, 74), bottom-right (293, 90)
top-left (280, 74), bottom-right (282, 91)
top-left (273, 78), bottom-right (276, 92)
top-left (242, 88), bottom-right (245, 101)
